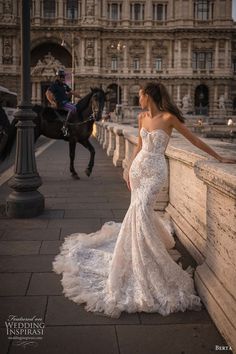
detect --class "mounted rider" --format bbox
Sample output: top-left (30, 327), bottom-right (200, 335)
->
top-left (46, 69), bottom-right (81, 137)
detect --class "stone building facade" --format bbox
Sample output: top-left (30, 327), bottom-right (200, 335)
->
top-left (0, 0), bottom-right (235, 119)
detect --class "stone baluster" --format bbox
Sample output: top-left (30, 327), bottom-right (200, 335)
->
top-left (102, 123), bottom-right (110, 150)
top-left (107, 125), bottom-right (116, 156)
top-left (113, 126), bottom-right (125, 167)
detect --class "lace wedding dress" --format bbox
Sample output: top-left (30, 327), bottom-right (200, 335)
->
top-left (52, 127), bottom-right (202, 318)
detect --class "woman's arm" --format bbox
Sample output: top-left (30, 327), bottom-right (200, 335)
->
top-left (170, 115), bottom-right (236, 163)
top-left (131, 113), bottom-right (143, 161)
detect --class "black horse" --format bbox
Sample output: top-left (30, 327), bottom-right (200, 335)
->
top-left (0, 88), bottom-right (106, 179)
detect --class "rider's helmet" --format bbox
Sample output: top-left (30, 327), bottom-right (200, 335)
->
top-left (56, 69), bottom-right (65, 78)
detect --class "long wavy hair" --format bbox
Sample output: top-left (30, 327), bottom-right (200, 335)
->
top-left (141, 82), bottom-right (185, 123)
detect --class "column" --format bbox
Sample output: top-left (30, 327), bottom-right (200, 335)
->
top-left (78, 0), bottom-right (82, 19)
top-left (34, 0), bottom-right (41, 24)
top-left (37, 82), bottom-right (41, 104)
top-left (176, 84), bottom-right (181, 107)
top-left (145, 0), bottom-right (152, 22)
top-left (213, 84), bottom-right (218, 114)
top-left (214, 85), bottom-right (218, 102)
top-left (178, 0), bottom-right (182, 19)
top-left (225, 84), bottom-right (232, 114)
top-left (178, 40), bottom-right (181, 68)
top-left (189, 0), bottom-right (193, 19)
top-left (123, 84), bottom-right (128, 105)
top-left (224, 85), bottom-right (228, 99)
top-left (123, 44), bottom-right (128, 73)
top-left (225, 40), bottom-right (229, 69)
top-left (94, 0), bottom-right (99, 18)
top-left (215, 40), bottom-right (219, 70)
top-left (214, 0), bottom-right (219, 19)
top-left (102, 0), bottom-right (107, 18)
top-left (169, 0), bottom-right (174, 19)
top-left (13, 0), bottom-right (18, 17)
top-left (122, 0), bottom-right (129, 25)
top-left (94, 38), bottom-right (98, 71)
top-left (145, 40), bottom-right (151, 73)
top-left (32, 82), bottom-right (36, 103)
top-left (0, 37), bottom-right (2, 65)
top-left (174, 40), bottom-right (181, 70)
top-left (168, 40), bottom-right (172, 69)
top-left (188, 40), bottom-right (192, 70)
top-left (80, 39), bottom-right (85, 70)
top-left (58, 0), bottom-right (64, 25)
top-left (209, 1), bottom-right (212, 20)
top-left (12, 37), bottom-right (17, 65)
top-left (81, 0), bottom-right (86, 17)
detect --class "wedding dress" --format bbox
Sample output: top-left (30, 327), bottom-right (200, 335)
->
top-left (52, 127), bottom-right (202, 318)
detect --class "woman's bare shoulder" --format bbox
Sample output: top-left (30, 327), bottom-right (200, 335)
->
top-left (138, 111), bottom-right (147, 122)
top-left (164, 113), bottom-right (184, 126)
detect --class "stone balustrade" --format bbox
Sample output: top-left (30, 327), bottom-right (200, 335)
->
top-left (93, 121), bottom-right (236, 352)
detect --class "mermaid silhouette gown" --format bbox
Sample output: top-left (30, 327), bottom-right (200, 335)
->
top-left (52, 127), bottom-right (202, 318)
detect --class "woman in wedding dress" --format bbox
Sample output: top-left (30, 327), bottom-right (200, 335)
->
top-left (52, 82), bottom-right (236, 318)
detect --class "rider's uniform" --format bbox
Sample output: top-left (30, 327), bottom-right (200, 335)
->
top-left (48, 80), bottom-right (76, 114)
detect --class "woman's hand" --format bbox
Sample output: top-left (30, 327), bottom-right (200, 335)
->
top-left (218, 156), bottom-right (236, 164)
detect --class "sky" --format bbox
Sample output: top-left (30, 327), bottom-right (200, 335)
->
top-left (233, 0), bottom-right (236, 20)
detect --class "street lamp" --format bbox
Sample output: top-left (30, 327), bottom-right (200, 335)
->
top-left (111, 41), bottom-right (126, 106)
top-left (6, 0), bottom-right (44, 217)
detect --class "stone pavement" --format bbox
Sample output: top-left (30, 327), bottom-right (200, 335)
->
top-left (0, 138), bottom-right (229, 354)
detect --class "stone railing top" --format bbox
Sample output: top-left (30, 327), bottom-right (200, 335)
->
top-left (194, 160), bottom-right (236, 198)
top-left (163, 132), bottom-right (236, 196)
top-left (122, 127), bottom-right (139, 144)
top-left (97, 122), bottom-right (236, 196)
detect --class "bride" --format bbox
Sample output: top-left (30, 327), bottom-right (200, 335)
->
top-left (52, 82), bottom-right (236, 318)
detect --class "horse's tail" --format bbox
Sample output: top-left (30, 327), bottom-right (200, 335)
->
top-left (0, 117), bottom-right (17, 161)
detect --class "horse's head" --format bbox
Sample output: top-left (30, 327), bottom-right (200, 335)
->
top-left (90, 88), bottom-right (107, 121)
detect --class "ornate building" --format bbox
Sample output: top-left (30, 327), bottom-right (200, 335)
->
top-left (0, 0), bottom-right (235, 118)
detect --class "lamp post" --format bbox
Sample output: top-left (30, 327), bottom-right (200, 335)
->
top-left (111, 41), bottom-right (125, 105)
top-left (6, 0), bottom-right (44, 218)
top-left (111, 41), bottom-right (125, 121)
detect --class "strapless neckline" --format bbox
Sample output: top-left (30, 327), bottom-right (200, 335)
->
top-left (141, 127), bottom-right (171, 139)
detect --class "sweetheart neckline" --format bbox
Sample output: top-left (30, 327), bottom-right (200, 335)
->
top-left (141, 127), bottom-right (171, 138)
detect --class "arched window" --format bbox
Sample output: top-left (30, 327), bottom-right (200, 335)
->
top-left (194, 84), bottom-right (209, 115)
top-left (133, 96), bottom-right (139, 106)
top-left (43, 0), bottom-right (55, 18)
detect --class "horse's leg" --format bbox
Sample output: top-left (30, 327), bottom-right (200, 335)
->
top-left (69, 141), bottom-right (80, 179)
top-left (79, 139), bottom-right (95, 177)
